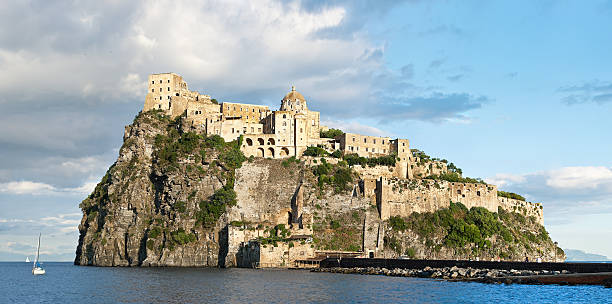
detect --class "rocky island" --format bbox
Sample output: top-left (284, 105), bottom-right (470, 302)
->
top-left (75, 73), bottom-right (564, 267)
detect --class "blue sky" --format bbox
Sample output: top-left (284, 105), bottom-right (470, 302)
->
top-left (1, 0), bottom-right (611, 261)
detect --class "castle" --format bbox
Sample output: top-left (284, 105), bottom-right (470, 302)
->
top-left (142, 73), bottom-right (545, 265)
top-left (144, 72), bottom-right (412, 178)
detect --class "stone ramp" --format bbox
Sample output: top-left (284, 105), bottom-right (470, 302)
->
top-left (363, 210), bottom-right (383, 256)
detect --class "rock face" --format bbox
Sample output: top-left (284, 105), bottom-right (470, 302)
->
top-left (75, 112), bottom-right (225, 266)
top-left (75, 110), bottom-right (563, 267)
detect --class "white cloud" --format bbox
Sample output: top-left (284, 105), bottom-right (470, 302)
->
top-left (545, 166), bottom-right (612, 190)
top-left (0, 181), bottom-right (55, 195)
top-left (485, 173), bottom-right (526, 187)
top-left (0, 180), bottom-right (96, 196)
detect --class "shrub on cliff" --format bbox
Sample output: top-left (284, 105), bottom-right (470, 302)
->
top-left (312, 158), bottom-right (355, 193)
top-left (497, 191), bottom-right (526, 201)
top-left (195, 184), bottom-right (237, 228)
top-left (424, 172), bottom-right (486, 184)
top-left (389, 202), bottom-right (510, 249)
top-left (303, 146), bottom-right (329, 157)
top-left (320, 128), bottom-right (344, 138)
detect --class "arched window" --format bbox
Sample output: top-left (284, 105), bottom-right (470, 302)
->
top-left (283, 114), bottom-right (286, 119)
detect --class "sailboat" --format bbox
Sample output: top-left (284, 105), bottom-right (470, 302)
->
top-left (25, 256), bottom-right (30, 263)
top-left (32, 233), bottom-right (45, 275)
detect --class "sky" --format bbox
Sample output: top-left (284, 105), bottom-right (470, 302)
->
top-left (1, 0), bottom-right (611, 261)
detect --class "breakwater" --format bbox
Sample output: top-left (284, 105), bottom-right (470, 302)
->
top-left (319, 258), bottom-right (612, 273)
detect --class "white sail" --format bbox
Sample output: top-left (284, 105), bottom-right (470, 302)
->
top-left (32, 233), bottom-right (45, 275)
top-left (25, 257), bottom-right (30, 263)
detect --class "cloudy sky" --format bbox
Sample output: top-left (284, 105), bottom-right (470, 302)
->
top-left (1, 0), bottom-right (612, 261)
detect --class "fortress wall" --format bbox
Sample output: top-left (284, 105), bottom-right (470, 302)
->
top-left (448, 182), bottom-right (498, 212)
top-left (377, 178), bottom-right (502, 219)
top-left (382, 179), bottom-right (453, 217)
top-left (498, 197), bottom-right (544, 224)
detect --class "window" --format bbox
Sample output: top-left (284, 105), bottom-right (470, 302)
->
top-left (403, 143), bottom-right (405, 146)
top-left (352, 137), bottom-right (355, 142)
top-left (167, 79), bottom-right (170, 83)
top-left (366, 148), bottom-right (368, 152)
top-left (151, 89), bottom-right (154, 92)
top-left (251, 127), bottom-right (254, 132)
top-left (176, 93), bottom-right (179, 96)
top-left (383, 149), bottom-right (386, 153)
top-left (457, 190), bottom-right (461, 195)
top-left (300, 128), bottom-right (303, 133)
top-left (477, 191), bottom-right (481, 196)
top-left (283, 114), bottom-right (286, 118)
top-left (373, 139), bottom-right (376, 144)
top-left (232, 128), bottom-right (235, 133)
top-left (152, 81), bottom-right (154, 84)
top-left (364, 138), bottom-right (367, 143)
top-left (167, 96), bottom-right (170, 99)
top-left (167, 87), bottom-right (170, 91)
top-left (159, 88), bottom-right (162, 92)
top-left (159, 80), bottom-right (162, 84)
top-left (373, 148), bottom-right (376, 152)
top-left (159, 96), bottom-right (162, 100)
top-left (382, 140), bottom-right (385, 144)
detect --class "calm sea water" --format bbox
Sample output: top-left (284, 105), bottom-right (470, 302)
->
top-left (1, 262), bottom-right (610, 304)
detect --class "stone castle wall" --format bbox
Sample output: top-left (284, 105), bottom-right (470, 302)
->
top-left (375, 177), bottom-right (543, 224)
top-left (498, 197), bottom-right (544, 224)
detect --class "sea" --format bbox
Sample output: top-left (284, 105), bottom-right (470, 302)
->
top-left (1, 262), bottom-right (610, 304)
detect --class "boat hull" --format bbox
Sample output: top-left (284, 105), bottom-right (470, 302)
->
top-left (32, 267), bottom-right (45, 275)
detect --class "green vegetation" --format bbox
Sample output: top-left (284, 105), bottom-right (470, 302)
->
top-left (405, 247), bottom-right (416, 258)
top-left (169, 228), bottom-right (197, 246)
top-left (424, 172), bottom-right (486, 184)
top-left (330, 150), bottom-right (343, 158)
top-left (497, 191), bottom-right (526, 201)
top-left (311, 158), bottom-right (355, 193)
top-left (320, 128), bottom-right (344, 138)
top-left (174, 201), bottom-right (187, 213)
top-left (313, 211), bottom-right (363, 252)
top-left (281, 156), bottom-right (301, 168)
top-left (386, 202), bottom-right (553, 258)
top-left (303, 146), bottom-right (329, 157)
top-left (388, 216), bottom-right (408, 231)
top-left (343, 153), bottom-right (397, 167)
top-left (258, 224), bottom-right (292, 246)
top-left (148, 226), bottom-right (162, 239)
top-left (195, 184), bottom-right (237, 228)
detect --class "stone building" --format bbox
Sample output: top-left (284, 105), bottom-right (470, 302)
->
top-left (142, 73), bottom-right (408, 164)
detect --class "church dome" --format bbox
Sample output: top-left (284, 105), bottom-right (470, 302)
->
top-left (282, 86), bottom-right (306, 102)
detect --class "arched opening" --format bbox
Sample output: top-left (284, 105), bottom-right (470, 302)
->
top-left (257, 138), bottom-right (264, 145)
top-left (267, 138), bottom-right (275, 145)
top-left (280, 147), bottom-right (289, 157)
top-left (257, 148), bottom-right (264, 157)
top-left (268, 147), bottom-right (275, 158)
top-left (246, 138), bottom-right (253, 146)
